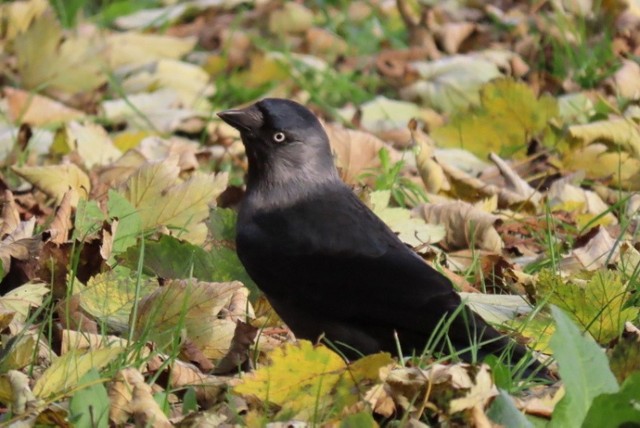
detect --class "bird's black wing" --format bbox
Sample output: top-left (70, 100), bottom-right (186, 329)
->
top-left (237, 183), bottom-right (480, 354)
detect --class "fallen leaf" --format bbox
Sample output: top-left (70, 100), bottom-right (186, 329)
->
top-left (414, 201), bottom-right (504, 252)
top-left (399, 55), bottom-right (502, 114)
top-left (431, 79), bottom-right (558, 158)
top-left (4, 87), bottom-right (85, 126)
top-left (234, 340), bottom-right (346, 419)
top-left (12, 163), bottom-right (90, 206)
top-left (269, 2), bottom-right (313, 34)
top-left (33, 347), bottom-right (124, 399)
top-left (54, 121), bottom-right (122, 168)
top-left (133, 279), bottom-right (251, 360)
top-left (14, 11), bottom-right (107, 95)
top-left (121, 158), bottom-right (228, 244)
top-left (105, 32), bottom-right (197, 69)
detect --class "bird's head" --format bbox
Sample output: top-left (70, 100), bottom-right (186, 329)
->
top-left (218, 98), bottom-right (339, 189)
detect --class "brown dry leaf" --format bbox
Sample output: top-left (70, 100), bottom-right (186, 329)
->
top-left (306, 27), bottom-right (348, 58)
top-left (435, 22), bottom-right (476, 54)
top-left (180, 339), bottom-right (215, 372)
top-left (55, 294), bottom-right (98, 334)
top-left (447, 364), bottom-right (498, 413)
top-left (213, 321), bottom-right (258, 374)
top-left (439, 160), bottom-right (536, 209)
top-left (12, 163), bottom-right (90, 206)
top-left (609, 59), bottom-right (640, 99)
top-left (4, 87), bottom-right (85, 126)
top-left (514, 386), bottom-right (562, 418)
top-left (45, 190), bottom-right (73, 245)
top-left (269, 2), bottom-right (313, 34)
top-left (559, 226), bottom-right (619, 272)
top-left (1, 190), bottom-right (21, 237)
top-left (0, 217), bottom-right (40, 279)
top-left (114, 367), bottom-right (172, 428)
top-left (488, 153), bottom-right (543, 206)
top-left (414, 201), bottom-right (504, 252)
top-left (109, 368), bottom-right (143, 425)
top-left (149, 355), bottom-right (226, 407)
top-left (324, 123), bottom-right (397, 185)
top-left (96, 149), bottom-right (148, 187)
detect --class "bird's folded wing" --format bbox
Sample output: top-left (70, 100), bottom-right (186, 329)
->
top-left (246, 186), bottom-right (462, 331)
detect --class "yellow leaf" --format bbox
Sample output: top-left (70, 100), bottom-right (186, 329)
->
top-left (121, 159), bottom-right (228, 244)
top-left (0, 0), bottom-right (49, 41)
top-left (106, 32), bottom-right (197, 69)
top-left (563, 143), bottom-right (640, 190)
top-left (112, 131), bottom-right (153, 151)
top-left (0, 334), bottom-right (37, 372)
top-left (14, 11), bottom-right (107, 94)
top-left (78, 271), bottom-right (158, 333)
top-left (236, 53), bottom-right (290, 88)
top-left (568, 118), bottom-right (640, 159)
top-left (57, 121), bottom-right (122, 168)
top-left (12, 164), bottom-right (90, 206)
top-left (0, 282), bottom-right (49, 323)
top-left (121, 59), bottom-right (214, 110)
top-left (133, 279), bottom-right (248, 359)
top-left (234, 340), bottom-right (346, 419)
top-left (33, 347), bottom-right (124, 399)
top-left (432, 79), bottom-right (558, 158)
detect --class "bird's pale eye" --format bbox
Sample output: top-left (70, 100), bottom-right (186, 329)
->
top-left (273, 132), bottom-right (286, 143)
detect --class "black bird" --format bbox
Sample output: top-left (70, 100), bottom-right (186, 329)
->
top-left (218, 98), bottom-right (548, 378)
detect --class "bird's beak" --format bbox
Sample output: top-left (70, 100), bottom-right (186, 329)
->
top-left (217, 105), bottom-right (264, 132)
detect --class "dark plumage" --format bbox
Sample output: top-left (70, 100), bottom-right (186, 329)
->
top-left (218, 98), bottom-right (548, 378)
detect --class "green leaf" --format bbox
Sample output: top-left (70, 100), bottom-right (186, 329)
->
top-left (74, 199), bottom-right (105, 240)
top-left (339, 411), bottom-right (378, 428)
top-left (182, 387), bottom-right (198, 414)
top-left (582, 372), bottom-right (640, 428)
top-left (487, 389), bottom-right (533, 428)
top-left (550, 306), bottom-right (619, 428)
top-left (122, 235), bottom-right (257, 297)
top-left (538, 270), bottom-right (638, 344)
top-left (208, 207), bottom-right (237, 242)
top-left (107, 189), bottom-right (142, 255)
top-left (69, 369), bottom-right (109, 428)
